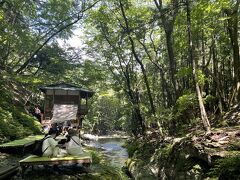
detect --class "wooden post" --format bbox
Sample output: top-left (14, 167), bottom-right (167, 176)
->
top-left (78, 91), bottom-right (81, 129)
top-left (53, 90), bottom-right (55, 104)
top-left (79, 92), bottom-right (82, 115)
top-left (42, 93), bottom-right (46, 123)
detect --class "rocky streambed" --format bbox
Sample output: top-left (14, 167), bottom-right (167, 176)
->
top-left (125, 126), bottom-right (240, 180)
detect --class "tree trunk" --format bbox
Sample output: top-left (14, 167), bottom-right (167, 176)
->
top-left (124, 64), bottom-right (146, 136)
top-left (186, 0), bottom-right (211, 133)
top-left (119, 0), bottom-right (156, 115)
top-left (165, 28), bottom-right (178, 101)
top-left (138, 38), bottom-right (172, 107)
top-left (153, 0), bottom-right (179, 103)
top-left (102, 30), bottom-right (146, 136)
top-left (224, 1), bottom-right (240, 103)
top-left (212, 38), bottom-right (222, 113)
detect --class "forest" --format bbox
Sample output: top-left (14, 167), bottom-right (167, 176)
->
top-left (0, 0), bottom-right (240, 179)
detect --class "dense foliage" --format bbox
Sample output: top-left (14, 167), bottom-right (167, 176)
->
top-left (208, 156), bottom-right (240, 179)
top-left (0, 0), bottom-right (240, 179)
top-left (83, 0), bottom-right (240, 135)
top-left (0, 0), bottom-right (239, 139)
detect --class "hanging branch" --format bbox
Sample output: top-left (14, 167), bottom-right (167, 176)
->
top-left (15, 0), bottom-right (100, 74)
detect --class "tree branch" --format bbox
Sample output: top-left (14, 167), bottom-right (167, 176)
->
top-left (15, 0), bottom-right (100, 74)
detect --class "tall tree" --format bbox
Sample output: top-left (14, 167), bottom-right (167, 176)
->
top-left (186, 0), bottom-right (211, 133)
top-left (119, 0), bottom-right (156, 115)
top-left (223, 0), bottom-right (240, 103)
top-left (153, 0), bottom-right (180, 104)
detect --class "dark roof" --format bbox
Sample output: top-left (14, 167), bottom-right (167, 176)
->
top-left (39, 82), bottom-right (94, 98)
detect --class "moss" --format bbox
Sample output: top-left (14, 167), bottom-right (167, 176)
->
top-left (0, 135), bottom-right (44, 147)
top-left (13, 107), bottom-right (41, 133)
top-left (0, 103), bottom-right (41, 143)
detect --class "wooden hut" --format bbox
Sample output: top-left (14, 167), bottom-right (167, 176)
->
top-left (39, 82), bottom-right (94, 127)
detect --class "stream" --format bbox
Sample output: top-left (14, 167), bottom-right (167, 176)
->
top-left (88, 137), bottom-right (129, 167)
top-left (6, 137), bottom-right (129, 179)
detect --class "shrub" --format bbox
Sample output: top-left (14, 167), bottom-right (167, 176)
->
top-left (208, 156), bottom-right (240, 179)
top-left (176, 93), bottom-right (198, 114)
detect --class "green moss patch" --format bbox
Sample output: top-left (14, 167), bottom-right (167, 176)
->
top-left (20, 153), bottom-right (92, 163)
top-left (0, 135), bottom-right (44, 147)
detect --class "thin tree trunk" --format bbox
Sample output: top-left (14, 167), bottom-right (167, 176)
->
top-left (224, 1), bottom-right (240, 103)
top-left (153, 0), bottom-right (179, 103)
top-left (15, 1), bottom-right (99, 74)
top-left (186, 0), bottom-right (211, 133)
top-left (101, 24), bottom-right (146, 136)
top-left (212, 37), bottom-right (224, 114)
top-left (119, 0), bottom-right (156, 115)
top-left (138, 39), bottom-right (170, 108)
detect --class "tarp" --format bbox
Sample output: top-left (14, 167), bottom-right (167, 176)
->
top-left (51, 104), bottom-right (78, 123)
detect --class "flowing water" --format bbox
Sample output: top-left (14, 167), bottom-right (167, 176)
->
top-left (94, 138), bottom-right (128, 167)
top-left (89, 138), bottom-right (129, 167)
top-left (9, 137), bottom-right (129, 179)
